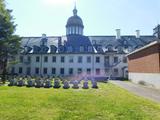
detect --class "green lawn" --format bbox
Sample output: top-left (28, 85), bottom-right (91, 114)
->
top-left (0, 83), bottom-right (160, 120)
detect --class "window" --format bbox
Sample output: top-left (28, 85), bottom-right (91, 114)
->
top-left (52, 56), bottom-right (56, 63)
top-left (19, 56), bottom-right (23, 63)
top-left (43, 68), bottom-right (48, 74)
top-left (114, 68), bottom-right (118, 75)
top-left (87, 56), bottom-right (91, 63)
top-left (114, 57), bottom-right (118, 63)
top-left (69, 68), bottom-right (73, 75)
top-left (52, 68), bottom-right (56, 74)
top-left (87, 68), bottom-right (91, 75)
top-left (105, 68), bottom-right (109, 73)
top-left (105, 56), bottom-right (110, 65)
top-left (67, 46), bottom-right (73, 52)
top-left (117, 46), bottom-right (123, 53)
top-left (11, 67), bottom-right (15, 74)
top-left (96, 56), bottom-right (100, 63)
top-left (78, 68), bottom-right (82, 74)
top-left (108, 45), bottom-right (113, 51)
top-left (96, 68), bottom-right (100, 75)
top-left (61, 56), bottom-right (65, 63)
top-left (60, 68), bottom-right (65, 75)
top-left (123, 57), bottom-right (127, 63)
top-left (27, 56), bottom-right (31, 62)
top-left (69, 56), bottom-right (74, 63)
top-left (78, 56), bottom-right (83, 63)
top-left (88, 46), bottom-right (92, 52)
top-left (44, 56), bottom-right (48, 62)
top-left (35, 68), bottom-right (39, 74)
top-left (80, 46), bottom-right (84, 52)
top-left (26, 67), bottom-right (31, 75)
top-left (19, 67), bottom-right (23, 74)
top-left (97, 46), bottom-right (102, 52)
top-left (36, 56), bottom-right (40, 62)
top-left (92, 40), bottom-right (96, 44)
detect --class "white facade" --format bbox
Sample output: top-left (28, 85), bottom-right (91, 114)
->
top-left (129, 73), bottom-right (160, 89)
top-left (11, 53), bottom-right (128, 79)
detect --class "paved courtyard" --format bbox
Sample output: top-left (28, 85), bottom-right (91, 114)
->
top-left (110, 80), bottom-right (160, 103)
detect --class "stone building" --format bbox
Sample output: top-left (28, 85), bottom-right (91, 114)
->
top-left (9, 6), bottom-right (157, 80)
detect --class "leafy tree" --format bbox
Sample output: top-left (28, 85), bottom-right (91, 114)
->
top-left (0, 0), bottom-right (21, 83)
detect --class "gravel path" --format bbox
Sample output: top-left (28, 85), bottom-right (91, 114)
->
top-left (110, 80), bottom-right (160, 103)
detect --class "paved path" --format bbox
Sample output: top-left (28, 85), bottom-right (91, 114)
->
top-left (110, 80), bottom-right (160, 103)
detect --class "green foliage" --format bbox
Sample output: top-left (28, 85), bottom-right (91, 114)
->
top-left (0, 0), bottom-right (21, 83)
top-left (0, 83), bottom-right (160, 120)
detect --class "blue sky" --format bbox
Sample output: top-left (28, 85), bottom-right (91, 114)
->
top-left (6, 0), bottom-right (160, 36)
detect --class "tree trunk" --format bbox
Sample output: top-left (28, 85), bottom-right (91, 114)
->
top-left (2, 60), bottom-right (7, 84)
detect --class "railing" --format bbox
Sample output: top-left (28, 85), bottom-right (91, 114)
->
top-left (104, 60), bottom-right (121, 68)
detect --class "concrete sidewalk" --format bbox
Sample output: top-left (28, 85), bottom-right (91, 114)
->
top-left (110, 80), bottom-right (160, 103)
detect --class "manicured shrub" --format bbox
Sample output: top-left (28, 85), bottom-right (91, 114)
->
top-left (44, 80), bottom-right (52, 88)
top-left (82, 81), bottom-right (89, 89)
top-left (72, 80), bottom-right (79, 89)
top-left (17, 79), bottom-right (25, 87)
top-left (26, 80), bottom-right (34, 87)
top-left (8, 78), bottom-right (17, 86)
top-left (53, 79), bottom-right (61, 88)
top-left (35, 79), bottom-right (44, 88)
top-left (91, 79), bottom-right (98, 89)
top-left (63, 80), bottom-right (70, 89)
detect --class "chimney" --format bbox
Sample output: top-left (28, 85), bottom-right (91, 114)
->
top-left (58, 37), bottom-right (62, 46)
top-left (116, 29), bottom-right (121, 39)
top-left (40, 34), bottom-right (47, 46)
top-left (153, 24), bottom-right (160, 39)
top-left (42, 34), bottom-right (47, 39)
top-left (135, 30), bottom-right (140, 38)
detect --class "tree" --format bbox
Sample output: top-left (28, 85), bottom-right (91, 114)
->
top-left (0, 0), bottom-right (21, 83)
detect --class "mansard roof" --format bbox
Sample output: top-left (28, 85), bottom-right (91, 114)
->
top-left (20, 35), bottom-right (156, 54)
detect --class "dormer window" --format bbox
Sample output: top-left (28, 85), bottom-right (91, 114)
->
top-left (88, 46), bottom-right (92, 52)
top-left (92, 40), bottom-right (96, 45)
top-left (117, 46), bottom-right (123, 53)
top-left (67, 46), bottom-right (73, 52)
top-left (97, 46), bottom-right (102, 51)
top-left (123, 40), bottom-right (127, 45)
top-left (50, 45), bottom-right (57, 53)
top-left (59, 45), bottom-right (65, 53)
top-left (40, 34), bottom-right (48, 46)
top-left (80, 46), bottom-right (84, 52)
top-left (127, 46), bottom-right (133, 52)
top-left (108, 45), bottom-right (113, 51)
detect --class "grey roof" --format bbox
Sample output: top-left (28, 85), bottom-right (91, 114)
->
top-left (66, 15), bottom-right (84, 28)
top-left (21, 35), bottom-right (156, 54)
top-left (66, 8), bottom-right (84, 28)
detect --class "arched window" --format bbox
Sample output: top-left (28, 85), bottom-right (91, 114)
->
top-left (107, 45), bottom-right (113, 51)
top-left (76, 26), bottom-right (79, 34)
top-left (73, 27), bottom-right (76, 34)
top-left (71, 27), bottom-right (73, 34)
top-left (69, 27), bottom-right (71, 34)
